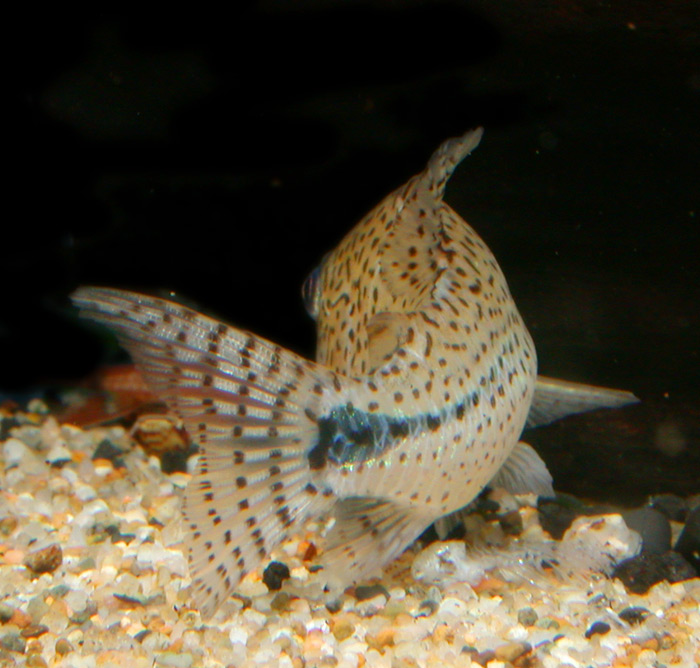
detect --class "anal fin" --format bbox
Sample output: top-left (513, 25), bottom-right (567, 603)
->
top-left (527, 375), bottom-right (639, 428)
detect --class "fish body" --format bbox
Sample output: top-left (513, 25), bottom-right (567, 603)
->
top-left (304, 128), bottom-right (536, 515)
top-left (72, 129), bottom-right (636, 617)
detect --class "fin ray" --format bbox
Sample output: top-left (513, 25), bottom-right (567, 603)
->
top-left (489, 441), bottom-right (554, 497)
top-left (321, 497), bottom-right (429, 586)
top-left (528, 375), bottom-right (639, 428)
top-left (71, 287), bottom-right (343, 617)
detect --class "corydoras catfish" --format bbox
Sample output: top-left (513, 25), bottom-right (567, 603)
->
top-left (72, 128), bottom-right (637, 617)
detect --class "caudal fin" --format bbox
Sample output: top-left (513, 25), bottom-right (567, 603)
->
top-left (71, 287), bottom-right (342, 617)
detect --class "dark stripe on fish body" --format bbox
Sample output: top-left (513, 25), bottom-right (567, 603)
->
top-left (307, 396), bottom-right (472, 469)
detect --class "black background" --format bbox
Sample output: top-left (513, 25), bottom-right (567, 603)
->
top-left (6, 0), bottom-right (699, 411)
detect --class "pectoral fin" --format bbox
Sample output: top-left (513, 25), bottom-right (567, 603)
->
top-left (527, 375), bottom-right (639, 428)
top-left (489, 441), bottom-right (554, 497)
top-left (366, 312), bottom-right (413, 373)
top-left (434, 441), bottom-right (554, 540)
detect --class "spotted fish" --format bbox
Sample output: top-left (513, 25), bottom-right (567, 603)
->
top-left (72, 128), bottom-right (637, 617)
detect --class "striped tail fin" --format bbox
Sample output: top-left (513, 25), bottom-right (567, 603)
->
top-left (71, 287), bottom-right (344, 617)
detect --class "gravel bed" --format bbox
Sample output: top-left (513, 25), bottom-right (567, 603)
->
top-left (1, 402), bottom-right (699, 667)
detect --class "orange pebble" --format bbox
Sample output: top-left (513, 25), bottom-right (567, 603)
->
top-left (167, 638), bottom-right (183, 652)
top-left (365, 626), bottom-right (395, 651)
top-left (473, 576), bottom-right (507, 593)
top-left (641, 637), bottom-right (659, 651)
top-left (3, 549), bottom-right (25, 565)
top-left (393, 613), bottom-right (414, 626)
top-left (10, 607), bottom-right (32, 628)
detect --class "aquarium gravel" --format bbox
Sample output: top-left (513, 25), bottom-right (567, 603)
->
top-left (1, 403), bottom-right (699, 668)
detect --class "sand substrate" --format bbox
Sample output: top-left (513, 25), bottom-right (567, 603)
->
top-left (1, 405), bottom-right (699, 667)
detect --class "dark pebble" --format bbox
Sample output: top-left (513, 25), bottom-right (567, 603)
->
top-left (0, 416), bottom-right (19, 441)
top-left (622, 507), bottom-right (671, 554)
top-left (100, 524), bottom-right (136, 544)
top-left (0, 516), bottom-right (17, 536)
top-left (353, 584), bottom-right (390, 601)
top-left (0, 603), bottom-right (14, 623)
top-left (262, 561), bottom-right (290, 591)
top-left (612, 551), bottom-right (697, 594)
top-left (270, 592), bottom-right (291, 612)
top-left (618, 606), bottom-right (650, 625)
top-left (48, 584), bottom-right (70, 598)
top-left (498, 509), bottom-right (523, 536)
top-left (159, 449), bottom-right (191, 474)
top-left (113, 593), bottom-right (147, 607)
top-left (517, 607), bottom-right (538, 626)
top-left (0, 632), bottom-right (26, 653)
top-left (110, 532), bottom-right (136, 544)
top-left (537, 494), bottom-right (586, 539)
top-left (649, 494), bottom-right (688, 522)
top-left (444, 521), bottom-right (467, 540)
top-left (20, 625), bottom-right (48, 639)
top-left (674, 505), bottom-right (700, 572)
top-left (92, 438), bottom-right (125, 466)
top-left (585, 621), bottom-right (611, 639)
top-left (325, 598), bottom-right (343, 614)
top-left (417, 599), bottom-right (439, 617)
top-left (475, 495), bottom-right (501, 516)
top-left (24, 543), bottom-right (63, 575)
top-left (418, 523), bottom-right (440, 545)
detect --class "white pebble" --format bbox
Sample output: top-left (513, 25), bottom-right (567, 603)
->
top-left (45, 443), bottom-right (73, 466)
top-left (155, 651), bottom-right (194, 667)
top-left (237, 578), bottom-right (268, 598)
top-left (141, 631), bottom-right (171, 651)
top-left (74, 482), bottom-right (98, 502)
top-left (3, 438), bottom-right (43, 471)
top-left (229, 624), bottom-right (249, 645)
top-left (438, 596), bottom-right (470, 619)
top-left (411, 540), bottom-right (486, 585)
top-left (64, 589), bottom-right (88, 613)
top-left (61, 423), bottom-right (90, 447)
top-left (559, 514), bottom-right (642, 575)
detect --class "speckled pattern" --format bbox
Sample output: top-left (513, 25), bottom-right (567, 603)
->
top-left (72, 130), bottom-right (545, 619)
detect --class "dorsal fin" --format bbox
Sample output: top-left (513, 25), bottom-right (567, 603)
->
top-left (378, 129), bottom-right (484, 308)
top-left (425, 127), bottom-right (484, 199)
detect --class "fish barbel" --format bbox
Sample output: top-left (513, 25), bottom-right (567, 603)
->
top-left (72, 128), bottom-right (637, 616)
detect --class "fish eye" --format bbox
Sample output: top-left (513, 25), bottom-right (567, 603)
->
top-left (302, 264), bottom-right (322, 320)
